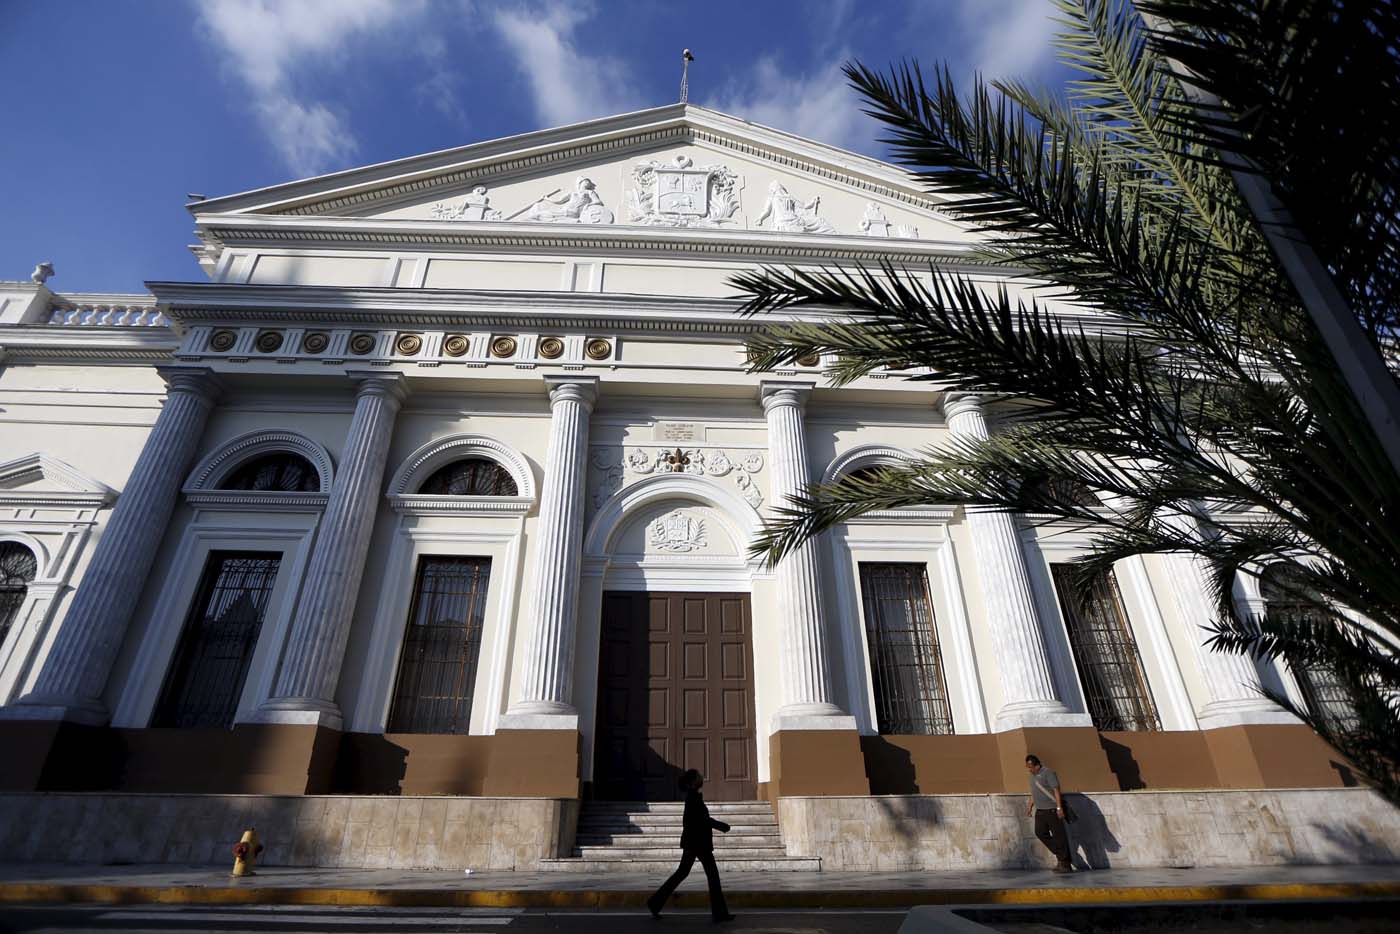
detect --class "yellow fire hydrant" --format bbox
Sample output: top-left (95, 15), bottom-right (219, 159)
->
top-left (231, 828), bottom-right (264, 877)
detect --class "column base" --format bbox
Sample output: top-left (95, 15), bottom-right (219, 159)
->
top-left (993, 701), bottom-right (1094, 732)
top-left (481, 729), bottom-right (580, 797)
top-left (1196, 699), bottom-right (1299, 730)
top-left (768, 728), bottom-right (870, 798)
top-left (249, 698), bottom-right (345, 730)
top-left (0, 694), bottom-right (109, 726)
top-left (496, 712), bottom-right (580, 731)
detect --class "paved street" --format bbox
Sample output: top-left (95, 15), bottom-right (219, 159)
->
top-left (0, 905), bottom-right (906, 934)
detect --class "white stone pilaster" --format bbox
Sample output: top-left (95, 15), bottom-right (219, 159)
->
top-left (500, 376), bottom-right (598, 730)
top-left (0, 368), bottom-right (220, 725)
top-left (943, 393), bottom-right (1086, 731)
top-left (254, 374), bottom-right (407, 730)
top-left (760, 382), bottom-right (854, 732)
top-left (1160, 515), bottom-right (1293, 728)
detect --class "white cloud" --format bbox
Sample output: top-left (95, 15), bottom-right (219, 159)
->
top-left (705, 57), bottom-right (872, 152)
top-left (946, 0), bottom-right (1059, 81)
top-left (196, 0), bottom-right (428, 176)
top-left (491, 2), bottom-right (642, 128)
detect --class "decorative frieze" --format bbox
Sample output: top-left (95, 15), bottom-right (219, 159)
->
top-left (627, 155), bottom-right (743, 228)
top-left (588, 444), bottom-right (765, 511)
top-left (181, 326), bottom-right (620, 368)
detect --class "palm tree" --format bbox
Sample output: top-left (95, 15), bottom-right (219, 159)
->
top-left (734, 0), bottom-right (1400, 803)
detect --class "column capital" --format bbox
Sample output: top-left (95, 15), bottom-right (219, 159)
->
top-left (941, 391), bottom-right (992, 421)
top-left (347, 371), bottom-right (409, 407)
top-left (544, 375), bottom-right (598, 411)
top-left (759, 380), bottom-right (815, 413)
top-left (155, 366), bottom-right (222, 404)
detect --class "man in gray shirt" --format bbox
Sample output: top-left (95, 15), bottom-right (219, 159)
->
top-left (1024, 754), bottom-right (1072, 872)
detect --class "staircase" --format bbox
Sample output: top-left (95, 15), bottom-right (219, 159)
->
top-left (538, 800), bottom-right (820, 872)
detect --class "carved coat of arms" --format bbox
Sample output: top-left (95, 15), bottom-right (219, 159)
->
top-left (627, 155), bottom-right (741, 228)
top-left (648, 511), bottom-right (707, 552)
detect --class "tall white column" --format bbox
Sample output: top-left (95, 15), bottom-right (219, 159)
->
top-left (760, 382), bottom-right (854, 731)
top-left (255, 374), bottom-right (406, 730)
top-left (501, 377), bottom-right (597, 729)
top-left (943, 393), bottom-right (1086, 731)
top-left (1160, 515), bottom-right (1293, 728)
top-left (1, 368), bottom-right (220, 725)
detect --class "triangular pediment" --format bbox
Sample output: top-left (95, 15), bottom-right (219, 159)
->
top-left (190, 105), bottom-right (973, 246)
top-left (0, 453), bottom-right (115, 504)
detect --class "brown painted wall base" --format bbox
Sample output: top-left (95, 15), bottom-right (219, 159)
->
top-left (120, 724), bottom-right (341, 794)
top-left (1204, 723), bottom-right (1356, 789)
top-left (480, 730), bottom-right (581, 798)
top-left (0, 721), bottom-right (121, 791)
top-left (994, 727), bottom-right (1121, 792)
top-left (768, 730), bottom-right (870, 797)
top-left (333, 733), bottom-right (494, 795)
top-left (1099, 730), bottom-right (1220, 790)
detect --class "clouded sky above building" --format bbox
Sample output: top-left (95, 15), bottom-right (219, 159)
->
top-left (1, 0), bottom-right (1066, 292)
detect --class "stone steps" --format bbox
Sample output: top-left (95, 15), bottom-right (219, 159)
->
top-left (555, 800), bottom-right (818, 873)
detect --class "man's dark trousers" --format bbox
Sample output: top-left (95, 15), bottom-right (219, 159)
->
top-left (650, 850), bottom-right (729, 919)
top-left (1034, 808), bottom-right (1072, 865)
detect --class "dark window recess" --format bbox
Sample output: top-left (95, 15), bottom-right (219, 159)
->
top-left (1260, 566), bottom-right (1359, 731)
top-left (387, 556), bottom-right (491, 734)
top-left (219, 452), bottom-right (319, 492)
top-left (859, 562), bottom-right (955, 735)
top-left (152, 551), bottom-right (281, 728)
top-left (0, 541), bottom-right (38, 646)
top-left (417, 458), bottom-right (518, 497)
top-left (1051, 564), bottom-right (1161, 732)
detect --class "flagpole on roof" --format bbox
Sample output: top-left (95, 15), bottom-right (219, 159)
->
top-left (680, 49), bottom-right (694, 104)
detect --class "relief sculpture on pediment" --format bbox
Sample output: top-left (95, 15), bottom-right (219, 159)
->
top-left (430, 185), bottom-right (504, 221)
top-left (627, 155), bottom-right (742, 228)
top-left (756, 181), bottom-right (837, 234)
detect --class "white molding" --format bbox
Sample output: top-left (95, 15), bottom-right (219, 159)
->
top-left (583, 471), bottom-right (762, 560)
top-left (819, 444), bottom-right (917, 485)
top-left (387, 432), bottom-right (537, 500)
top-left (111, 518), bottom-right (320, 728)
top-left (184, 428), bottom-right (335, 493)
top-left (184, 491), bottom-right (330, 511)
top-left (349, 524), bottom-right (524, 735)
top-left (387, 495), bottom-right (532, 516)
top-left (0, 452), bottom-right (116, 504)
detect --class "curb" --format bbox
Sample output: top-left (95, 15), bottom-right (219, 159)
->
top-left (1, 881), bottom-right (1398, 909)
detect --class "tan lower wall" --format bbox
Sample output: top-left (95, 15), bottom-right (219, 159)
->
top-left (0, 793), bottom-right (578, 870)
top-left (777, 787), bottom-right (1400, 870)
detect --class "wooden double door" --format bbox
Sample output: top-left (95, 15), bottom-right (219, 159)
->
top-left (592, 591), bottom-right (758, 801)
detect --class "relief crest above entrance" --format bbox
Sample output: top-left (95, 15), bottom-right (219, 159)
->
top-left (626, 155), bottom-right (743, 228)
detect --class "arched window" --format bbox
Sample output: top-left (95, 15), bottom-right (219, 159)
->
top-left (417, 458), bottom-right (518, 497)
top-left (844, 465), bottom-right (894, 484)
top-left (219, 452), bottom-right (320, 492)
top-left (0, 542), bottom-right (38, 646)
top-left (1260, 564), bottom-right (1357, 731)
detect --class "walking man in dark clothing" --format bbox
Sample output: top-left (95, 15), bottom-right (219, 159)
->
top-left (647, 769), bottom-right (735, 922)
top-left (1025, 754), bottom-right (1073, 873)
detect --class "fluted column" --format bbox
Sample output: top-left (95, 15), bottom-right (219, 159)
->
top-left (1, 367), bottom-right (220, 724)
top-left (501, 376), bottom-right (597, 729)
top-left (255, 374), bottom-right (406, 729)
top-left (1160, 514), bottom-right (1293, 728)
top-left (943, 393), bottom-right (1084, 731)
top-left (760, 382), bottom-right (853, 730)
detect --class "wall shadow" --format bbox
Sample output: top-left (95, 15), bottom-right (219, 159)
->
top-left (1065, 794), bottom-right (1120, 870)
top-left (1099, 736), bottom-right (1145, 791)
top-left (861, 736), bottom-right (919, 795)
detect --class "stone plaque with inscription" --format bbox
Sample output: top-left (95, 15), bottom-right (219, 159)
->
top-left (653, 421), bottom-right (706, 443)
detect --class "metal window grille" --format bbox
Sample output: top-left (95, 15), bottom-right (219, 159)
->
top-left (220, 452), bottom-right (319, 492)
top-left (152, 551), bottom-right (281, 728)
top-left (417, 458), bottom-right (517, 497)
top-left (386, 556), bottom-right (492, 734)
top-left (1260, 569), bottom-right (1359, 731)
top-left (1051, 564), bottom-right (1161, 731)
top-left (0, 542), bottom-right (38, 647)
top-left (858, 562), bottom-right (955, 735)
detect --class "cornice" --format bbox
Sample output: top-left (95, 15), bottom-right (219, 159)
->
top-left (195, 213), bottom-right (988, 266)
top-left (184, 490), bottom-right (330, 511)
top-left (387, 494), bottom-right (533, 516)
top-left (0, 326), bottom-right (178, 363)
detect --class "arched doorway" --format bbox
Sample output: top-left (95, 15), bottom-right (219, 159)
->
top-left (581, 474), bottom-right (762, 801)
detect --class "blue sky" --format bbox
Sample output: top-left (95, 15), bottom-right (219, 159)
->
top-left (0, 1), bottom-right (1066, 293)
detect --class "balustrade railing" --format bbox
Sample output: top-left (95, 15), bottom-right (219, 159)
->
top-left (46, 297), bottom-right (166, 327)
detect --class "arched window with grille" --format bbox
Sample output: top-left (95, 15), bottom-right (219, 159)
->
top-left (858, 562), bottom-right (955, 735)
top-left (417, 458), bottom-right (518, 497)
top-left (1260, 564), bottom-right (1358, 731)
top-left (0, 542), bottom-right (38, 647)
top-left (218, 452), bottom-right (320, 492)
top-left (1051, 564), bottom-right (1161, 731)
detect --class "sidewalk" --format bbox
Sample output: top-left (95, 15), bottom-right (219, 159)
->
top-left (0, 863), bottom-right (1397, 909)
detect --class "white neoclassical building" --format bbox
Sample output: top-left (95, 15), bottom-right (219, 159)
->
top-left (0, 105), bottom-right (1387, 871)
